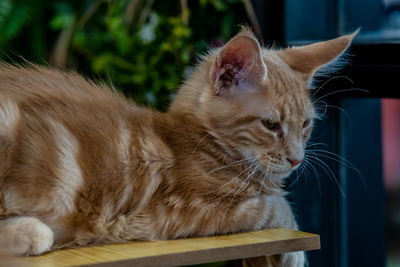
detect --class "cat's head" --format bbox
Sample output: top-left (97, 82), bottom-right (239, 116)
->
top-left (174, 28), bottom-right (357, 180)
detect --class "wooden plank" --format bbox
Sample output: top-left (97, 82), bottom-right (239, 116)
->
top-left (22, 228), bottom-right (320, 267)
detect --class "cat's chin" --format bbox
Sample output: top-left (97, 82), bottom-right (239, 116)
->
top-left (258, 166), bottom-right (292, 180)
top-left (271, 170), bottom-right (292, 180)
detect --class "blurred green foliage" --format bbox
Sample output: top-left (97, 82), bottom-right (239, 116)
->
top-left (0, 0), bottom-right (249, 110)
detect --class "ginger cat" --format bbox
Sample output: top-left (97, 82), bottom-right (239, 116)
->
top-left (0, 28), bottom-right (356, 266)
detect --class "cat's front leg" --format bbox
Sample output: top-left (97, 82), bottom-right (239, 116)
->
top-left (242, 252), bottom-right (304, 267)
top-left (264, 195), bottom-right (305, 267)
top-left (278, 251), bottom-right (305, 267)
top-left (0, 216), bottom-right (54, 256)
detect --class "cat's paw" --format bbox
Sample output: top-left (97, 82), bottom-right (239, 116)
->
top-left (0, 217), bottom-right (54, 256)
top-left (280, 251), bottom-right (305, 267)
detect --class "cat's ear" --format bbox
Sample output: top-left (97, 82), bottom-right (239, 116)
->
top-left (279, 30), bottom-right (359, 76)
top-left (210, 30), bottom-right (267, 96)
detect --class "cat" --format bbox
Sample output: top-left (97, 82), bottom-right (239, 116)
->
top-left (0, 28), bottom-right (357, 266)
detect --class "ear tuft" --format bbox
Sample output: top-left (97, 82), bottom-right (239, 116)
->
top-left (237, 26), bottom-right (259, 41)
top-left (210, 30), bottom-right (267, 96)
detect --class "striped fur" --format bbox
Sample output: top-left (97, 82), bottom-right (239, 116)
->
top-left (0, 29), bottom-right (356, 266)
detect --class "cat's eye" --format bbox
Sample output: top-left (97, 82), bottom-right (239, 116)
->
top-left (303, 119), bottom-right (311, 128)
top-left (261, 119), bottom-right (283, 136)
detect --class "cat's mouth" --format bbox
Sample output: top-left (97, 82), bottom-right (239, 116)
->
top-left (257, 158), bottom-right (304, 179)
top-left (258, 163), bottom-right (293, 179)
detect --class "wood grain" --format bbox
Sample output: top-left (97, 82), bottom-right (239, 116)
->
top-left (21, 228), bottom-right (320, 267)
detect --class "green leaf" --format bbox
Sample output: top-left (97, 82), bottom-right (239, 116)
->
top-left (0, 1), bottom-right (33, 44)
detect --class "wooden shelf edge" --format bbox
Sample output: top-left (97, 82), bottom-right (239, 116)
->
top-left (88, 235), bottom-right (320, 267)
top-left (23, 228), bottom-right (320, 267)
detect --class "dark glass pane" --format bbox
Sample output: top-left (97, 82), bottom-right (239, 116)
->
top-left (339, 0), bottom-right (400, 42)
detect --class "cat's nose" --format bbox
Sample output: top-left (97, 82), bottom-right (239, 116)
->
top-left (287, 158), bottom-right (302, 167)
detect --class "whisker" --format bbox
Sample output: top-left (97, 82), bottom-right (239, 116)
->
top-left (289, 170), bottom-right (301, 189)
top-left (311, 75), bottom-right (354, 99)
top-left (257, 160), bottom-right (271, 198)
top-left (185, 133), bottom-right (210, 162)
top-left (289, 160), bottom-right (308, 188)
top-left (205, 158), bottom-right (254, 175)
top-left (289, 158), bottom-right (315, 191)
top-left (307, 149), bottom-right (366, 191)
top-left (315, 103), bottom-right (353, 131)
top-left (306, 142), bottom-right (329, 148)
top-left (203, 159), bottom-right (257, 195)
top-left (307, 150), bottom-right (360, 172)
top-left (305, 158), bottom-right (322, 196)
top-left (210, 163), bottom-right (257, 204)
top-left (228, 160), bottom-right (261, 206)
top-left (313, 88), bottom-right (369, 103)
top-left (306, 155), bottom-right (346, 198)
top-left (313, 100), bottom-right (328, 119)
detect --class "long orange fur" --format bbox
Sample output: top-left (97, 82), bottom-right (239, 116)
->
top-left (0, 29), bottom-right (356, 266)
